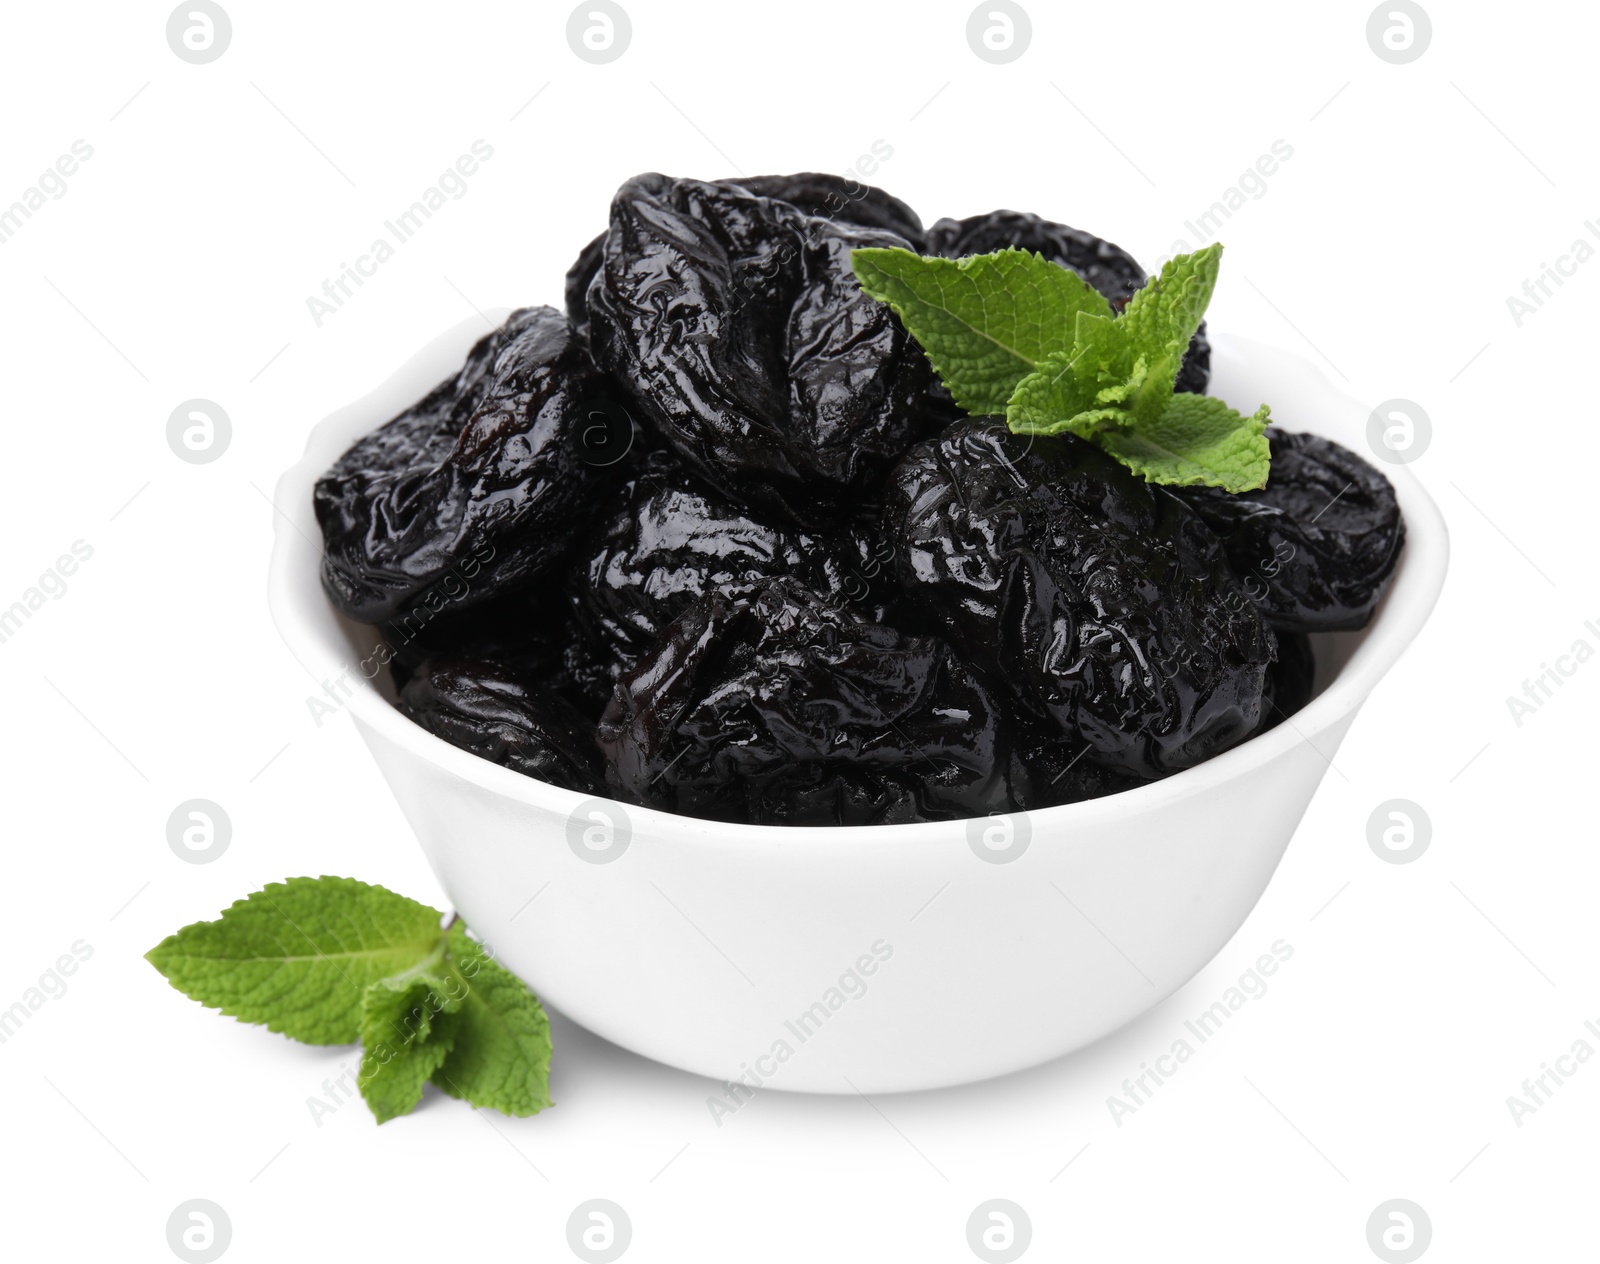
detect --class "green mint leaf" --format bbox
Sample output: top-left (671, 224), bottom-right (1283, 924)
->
top-left (358, 959), bottom-right (462, 1124)
top-left (852, 235), bottom-right (1270, 494)
top-left (1006, 307), bottom-right (1168, 436)
top-left (851, 246), bottom-right (1112, 414)
top-left (1118, 243), bottom-right (1222, 422)
top-left (145, 877), bottom-right (446, 1045)
top-left (1121, 243), bottom-right (1221, 361)
top-left (1001, 245), bottom-right (1269, 489)
top-left (1094, 393), bottom-right (1272, 492)
top-left (429, 924), bottom-right (552, 1117)
top-left (1007, 348), bottom-right (1127, 437)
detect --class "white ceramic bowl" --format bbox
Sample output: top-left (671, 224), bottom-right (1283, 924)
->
top-left (268, 317), bottom-right (1447, 1094)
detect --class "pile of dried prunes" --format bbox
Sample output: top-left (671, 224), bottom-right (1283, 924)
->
top-left (313, 172), bottom-right (1404, 826)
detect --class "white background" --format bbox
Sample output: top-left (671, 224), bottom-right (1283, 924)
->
top-left (1, 1), bottom-right (1593, 1260)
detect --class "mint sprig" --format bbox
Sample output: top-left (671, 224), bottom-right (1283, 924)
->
top-left (146, 877), bottom-right (551, 1124)
top-left (852, 241), bottom-right (1271, 492)
top-left (848, 247), bottom-right (1113, 414)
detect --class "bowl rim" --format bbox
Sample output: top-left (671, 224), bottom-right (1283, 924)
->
top-left (267, 315), bottom-right (1450, 846)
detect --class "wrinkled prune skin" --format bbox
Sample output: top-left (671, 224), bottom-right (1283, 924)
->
top-left (565, 174), bottom-right (926, 341)
top-left (570, 454), bottom-right (825, 673)
top-left (569, 452), bottom-right (902, 689)
top-left (564, 233), bottom-right (607, 345)
top-left (730, 173), bottom-right (926, 249)
top-left (885, 418), bottom-right (1273, 779)
top-left (1175, 429), bottom-right (1405, 633)
top-left (1258, 630), bottom-right (1316, 732)
top-left (927, 210), bottom-right (1145, 303)
top-left (924, 209), bottom-right (1210, 395)
top-left (376, 576), bottom-right (618, 719)
top-left (397, 657), bottom-right (605, 793)
top-left (382, 587), bottom-right (563, 684)
top-left (1014, 728), bottom-right (1147, 809)
top-left (827, 504), bottom-right (905, 625)
top-left (315, 307), bottom-right (624, 623)
top-left (598, 579), bottom-right (1021, 825)
top-left (584, 174), bottom-right (934, 526)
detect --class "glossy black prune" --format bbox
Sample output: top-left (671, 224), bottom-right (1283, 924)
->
top-left (1175, 429), bottom-right (1405, 632)
top-left (597, 579), bottom-right (1021, 825)
top-left (320, 172), bottom-right (1371, 821)
top-left (924, 209), bottom-right (1210, 395)
top-left (1172, 330), bottom-right (1211, 395)
top-left (731, 173), bottom-right (926, 249)
top-left (374, 574), bottom-right (620, 719)
top-left (397, 657), bottom-right (605, 793)
top-left (1258, 630), bottom-right (1316, 732)
top-left (884, 418), bottom-right (1273, 779)
top-left (584, 174), bottom-right (934, 526)
top-left (1013, 728), bottom-right (1148, 809)
top-left (565, 174), bottom-right (926, 342)
top-left (315, 307), bottom-right (623, 623)
top-left (381, 586), bottom-right (564, 683)
top-left (927, 210), bottom-right (1144, 302)
top-left (567, 451), bottom-right (891, 687)
top-left (564, 232), bottom-right (607, 345)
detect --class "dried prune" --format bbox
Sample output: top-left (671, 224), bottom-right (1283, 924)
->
top-left (884, 418), bottom-right (1273, 779)
top-left (567, 451), bottom-right (893, 687)
top-left (584, 174), bottom-right (934, 526)
top-left (924, 210), bottom-right (1210, 395)
top-left (1259, 630), bottom-right (1316, 731)
top-left (373, 576), bottom-right (619, 719)
top-left (319, 171), bottom-right (1384, 822)
top-left (927, 210), bottom-right (1145, 303)
top-left (1014, 727), bottom-right (1148, 809)
top-left (568, 452), bottom-right (814, 677)
top-left (397, 657), bottom-right (605, 793)
top-left (1175, 429), bottom-right (1404, 632)
top-left (1173, 329), bottom-right (1212, 396)
top-left (597, 579), bottom-right (1022, 824)
top-left (731, 173), bottom-right (926, 249)
top-left (564, 232), bottom-right (607, 345)
top-left (315, 307), bottom-right (625, 623)
top-left (565, 174), bottom-right (925, 342)
top-left (381, 587), bottom-right (564, 683)
top-left (826, 504), bottom-right (904, 623)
